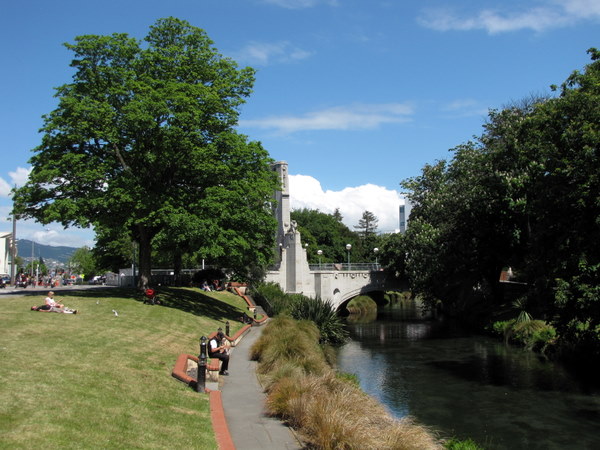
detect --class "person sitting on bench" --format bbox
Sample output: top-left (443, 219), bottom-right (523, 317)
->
top-left (208, 331), bottom-right (229, 375)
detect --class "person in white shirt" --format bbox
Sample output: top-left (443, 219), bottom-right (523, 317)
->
top-left (44, 291), bottom-right (77, 314)
top-left (208, 331), bottom-right (229, 375)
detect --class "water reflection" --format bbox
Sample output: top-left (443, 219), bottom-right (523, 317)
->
top-left (337, 307), bottom-right (600, 449)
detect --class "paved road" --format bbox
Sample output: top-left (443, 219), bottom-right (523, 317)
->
top-left (221, 324), bottom-right (302, 450)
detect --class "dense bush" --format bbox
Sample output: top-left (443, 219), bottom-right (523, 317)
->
top-left (251, 282), bottom-right (288, 316)
top-left (490, 319), bottom-right (556, 352)
top-left (346, 295), bottom-right (378, 314)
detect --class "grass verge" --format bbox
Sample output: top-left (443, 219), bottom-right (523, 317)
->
top-left (0, 287), bottom-right (248, 449)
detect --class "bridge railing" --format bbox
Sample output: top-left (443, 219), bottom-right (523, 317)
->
top-left (308, 263), bottom-right (382, 272)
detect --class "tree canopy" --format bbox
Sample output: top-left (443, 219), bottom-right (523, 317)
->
top-left (392, 49), bottom-right (600, 359)
top-left (291, 208), bottom-right (384, 264)
top-left (13, 17), bottom-right (279, 287)
top-left (291, 208), bottom-right (357, 264)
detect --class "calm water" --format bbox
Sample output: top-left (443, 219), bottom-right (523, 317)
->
top-left (336, 308), bottom-right (600, 450)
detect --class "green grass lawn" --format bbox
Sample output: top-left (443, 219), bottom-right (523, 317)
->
top-left (0, 287), bottom-right (249, 449)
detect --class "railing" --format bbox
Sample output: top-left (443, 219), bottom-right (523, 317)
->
top-left (308, 263), bottom-right (382, 272)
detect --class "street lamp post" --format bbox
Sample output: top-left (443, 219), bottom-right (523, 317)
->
top-left (10, 213), bottom-right (16, 286)
top-left (31, 241), bottom-right (34, 279)
top-left (346, 244), bottom-right (352, 270)
top-left (317, 249), bottom-right (322, 269)
top-left (373, 247), bottom-right (379, 270)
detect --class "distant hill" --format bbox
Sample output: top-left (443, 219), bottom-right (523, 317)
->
top-left (16, 239), bottom-right (77, 265)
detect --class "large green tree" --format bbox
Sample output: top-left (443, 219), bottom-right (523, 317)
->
top-left (13, 18), bottom-right (278, 288)
top-left (69, 246), bottom-right (97, 279)
top-left (396, 49), bottom-right (600, 359)
top-left (290, 208), bottom-right (357, 264)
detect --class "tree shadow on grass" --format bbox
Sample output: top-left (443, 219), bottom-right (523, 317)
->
top-left (155, 287), bottom-right (244, 322)
top-left (54, 286), bottom-right (244, 323)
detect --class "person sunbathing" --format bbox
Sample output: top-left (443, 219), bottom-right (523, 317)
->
top-left (31, 291), bottom-right (77, 314)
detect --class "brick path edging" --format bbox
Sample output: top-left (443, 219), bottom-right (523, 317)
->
top-left (171, 285), bottom-right (271, 450)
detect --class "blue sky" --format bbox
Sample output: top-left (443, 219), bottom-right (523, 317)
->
top-left (1, 0), bottom-right (598, 247)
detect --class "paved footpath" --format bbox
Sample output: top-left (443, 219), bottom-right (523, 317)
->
top-left (221, 324), bottom-right (302, 450)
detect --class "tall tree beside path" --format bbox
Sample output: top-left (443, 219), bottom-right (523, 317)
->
top-left (12, 17), bottom-right (278, 288)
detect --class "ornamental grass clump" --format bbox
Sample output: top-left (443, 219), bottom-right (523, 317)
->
top-left (251, 316), bottom-right (328, 378)
top-left (289, 296), bottom-right (349, 345)
top-left (253, 317), bottom-right (443, 449)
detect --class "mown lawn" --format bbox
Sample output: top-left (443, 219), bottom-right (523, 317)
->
top-left (0, 287), bottom-right (248, 449)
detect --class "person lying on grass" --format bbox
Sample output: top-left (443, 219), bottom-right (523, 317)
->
top-left (31, 291), bottom-right (77, 314)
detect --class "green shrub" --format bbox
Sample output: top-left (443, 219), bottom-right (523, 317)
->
top-left (491, 320), bottom-right (511, 336)
top-left (252, 282), bottom-right (289, 316)
top-left (290, 296), bottom-right (349, 345)
top-left (346, 295), bottom-right (377, 314)
top-left (445, 438), bottom-right (484, 449)
top-left (336, 371), bottom-right (360, 387)
top-left (384, 290), bottom-right (413, 308)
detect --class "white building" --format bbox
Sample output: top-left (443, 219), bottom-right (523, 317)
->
top-left (0, 232), bottom-right (13, 276)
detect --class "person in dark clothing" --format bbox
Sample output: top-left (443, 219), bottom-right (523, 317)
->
top-left (208, 331), bottom-right (230, 375)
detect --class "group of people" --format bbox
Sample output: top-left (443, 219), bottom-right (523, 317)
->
top-left (31, 291), bottom-right (77, 314)
top-left (201, 279), bottom-right (225, 292)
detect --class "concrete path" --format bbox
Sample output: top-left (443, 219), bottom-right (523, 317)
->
top-left (221, 324), bottom-right (302, 450)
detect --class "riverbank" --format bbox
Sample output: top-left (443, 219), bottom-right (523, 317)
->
top-left (250, 316), bottom-right (446, 449)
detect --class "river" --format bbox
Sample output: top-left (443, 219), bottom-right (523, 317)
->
top-left (336, 306), bottom-right (600, 449)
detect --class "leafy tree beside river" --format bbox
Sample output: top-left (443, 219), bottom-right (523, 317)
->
top-left (12, 18), bottom-right (278, 288)
top-left (383, 49), bottom-right (600, 364)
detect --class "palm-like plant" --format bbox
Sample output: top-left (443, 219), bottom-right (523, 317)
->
top-left (290, 296), bottom-right (349, 345)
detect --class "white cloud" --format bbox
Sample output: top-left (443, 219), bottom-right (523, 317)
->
top-left (261, 0), bottom-right (338, 9)
top-left (440, 98), bottom-right (489, 118)
top-left (418, 0), bottom-right (600, 34)
top-left (0, 167), bottom-right (32, 197)
top-left (0, 178), bottom-right (11, 197)
top-left (289, 174), bottom-right (403, 233)
top-left (240, 103), bottom-right (413, 134)
top-left (10, 167), bottom-right (32, 188)
top-left (232, 41), bottom-right (312, 66)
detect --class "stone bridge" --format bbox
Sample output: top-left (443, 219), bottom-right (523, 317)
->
top-left (265, 161), bottom-right (402, 311)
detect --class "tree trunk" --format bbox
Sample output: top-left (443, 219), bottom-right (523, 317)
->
top-left (137, 225), bottom-right (153, 290)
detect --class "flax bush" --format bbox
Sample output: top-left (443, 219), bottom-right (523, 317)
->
top-left (290, 296), bottom-right (349, 345)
